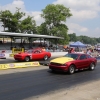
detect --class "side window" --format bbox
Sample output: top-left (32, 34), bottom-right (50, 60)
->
top-left (79, 55), bottom-right (87, 60)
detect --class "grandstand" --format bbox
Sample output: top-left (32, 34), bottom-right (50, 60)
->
top-left (0, 32), bottom-right (64, 50)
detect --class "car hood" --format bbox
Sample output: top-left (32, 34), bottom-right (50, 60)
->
top-left (50, 57), bottom-right (74, 64)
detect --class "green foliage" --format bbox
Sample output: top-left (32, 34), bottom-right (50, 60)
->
top-left (0, 7), bottom-right (25, 32)
top-left (68, 33), bottom-right (77, 42)
top-left (0, 8), bottom-right (37, 34)
top-left (40, 4), bottom-right (72, 44)
top-left (0, 10), bottom-right (12, 31)
top-left (14, 7), bottom-right (25, 20)
top-left (95, 38), bottom-right (100, 43)
top-left (41, 4), bottom-right (72, 25)
top-left (19, 16), bottom-right (37, 34)
top-left (37, 23), bottom-right (49, 35)
top-left (68, 33), bottom-right (98, 45)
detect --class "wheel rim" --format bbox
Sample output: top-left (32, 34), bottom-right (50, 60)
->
top-left (44, 55), bottom-right (48, 60)
top-left (25, 57), bottom-right (29, 61)
top-left (70, 66), bottom-right (74, 73)
top-left (91, 64), bottom-right (95, 70)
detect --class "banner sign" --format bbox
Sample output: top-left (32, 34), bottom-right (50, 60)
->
top-left (0, 62), bottom-right (40, 70)
top-left (9, 48), bottom-right (25, 57)
top-left (12, 48), bottom-right (25, 53)
top-left (0, 53), bottom-right (6, 59)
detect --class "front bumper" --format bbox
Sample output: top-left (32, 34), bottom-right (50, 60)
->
top-left (14, 56), bottom-right (25, 61)
top-left (49, 65), bottom-right (68, 72)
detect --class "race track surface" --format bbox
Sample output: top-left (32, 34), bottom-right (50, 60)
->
top-left (0, 58), bottom-right (100, 100)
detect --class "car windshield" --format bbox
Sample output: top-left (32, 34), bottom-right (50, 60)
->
top-left (64, 53), bottom-right (79, 60)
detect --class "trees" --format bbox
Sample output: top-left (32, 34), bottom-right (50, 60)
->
top-left (68, 34), bottom-right (98, 45)
top-left (0, 8), bottom-right (37, 33)
top-left (68, 33), bottom-right (77, 42)
top-left (37, 22), bottom-right (49, 35)
top-left (40, 4), bottom-right (72, 44)
top-left (19, 16), bottom-right (37, 34)
top-left (0, 8), bottom-right (25, 32)
top-left (0, 10), bottom-right (12, 31)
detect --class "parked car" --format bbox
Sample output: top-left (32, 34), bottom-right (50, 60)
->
top-left (49, 53), bottom-right (97, 74)
top-left (14, 48), bottom-right (51, 62)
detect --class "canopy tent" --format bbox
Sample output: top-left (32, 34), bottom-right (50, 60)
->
top-left (70, 41), bottom-right (86, 47)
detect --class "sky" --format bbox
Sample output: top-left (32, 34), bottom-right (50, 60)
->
top-left (0, 0), bottom-right (100, 38)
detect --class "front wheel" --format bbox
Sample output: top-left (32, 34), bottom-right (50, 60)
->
top-left (44, 55), bottom-right (48, 61)
top-left (89, 63), bottom-right (95, 71)
top-left (25, 56), bottom-right (30, 62)
top-left (68, 65), bottom-right (75, 74)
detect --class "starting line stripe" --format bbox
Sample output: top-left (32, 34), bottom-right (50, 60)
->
top-left (0, 62), bottom-right (40, 70)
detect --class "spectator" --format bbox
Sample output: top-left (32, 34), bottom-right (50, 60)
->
top-left (86, 49), bottom-right (91, 55)
top-left (42, 47), bottom-right (46, 51)
top-left (68, 48), bottom-right (75, 53)
top-left (71, 48), bottom-right (75, 53)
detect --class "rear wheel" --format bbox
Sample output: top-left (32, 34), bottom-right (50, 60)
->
top-left (25, 56), bottom-right (30, 62)
top-left (68, 65), bottom-right (75, 74)
top-left (89, 63), bottom-right (95, 71)
top-left (44, 55), bottom-right (48, 61)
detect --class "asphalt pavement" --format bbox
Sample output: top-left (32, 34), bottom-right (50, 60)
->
top-left (0, 62), bottom-right (100, 100)
top-left (0, 52), bottom-right (100, 100)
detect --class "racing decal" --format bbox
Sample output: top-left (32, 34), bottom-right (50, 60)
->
top-left (25, 63), bottom-right (31, 66)
top-left (0, 64), bottom-right (8, 69)
top-left (9, 63), bottom-right (15, 68)
top-left (14, 63), bottom-right (25, 68)
top-left (32, 62), bottom-right (40, 66)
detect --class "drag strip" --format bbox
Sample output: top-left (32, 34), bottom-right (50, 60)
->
top-left (0, 62), bottom-right (100, 100)
top-left (0, 55), bottom-right (100, 67)
top-left (0, 54), bottom-right (100, 100)
top-left (0, 55), bottom-right (63, 65)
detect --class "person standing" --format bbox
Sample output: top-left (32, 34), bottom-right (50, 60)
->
top-left (86, 49), bottom-right (91, 55)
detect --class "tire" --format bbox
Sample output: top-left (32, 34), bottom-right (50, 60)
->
top-left (25, 56), bottom-right (30, 62)
top-left (89, 63), bottom-right (95, 71)
top-left (44, 55), bottom-right (48, 61)
top-left (68, 65), bottom-right (75, 74)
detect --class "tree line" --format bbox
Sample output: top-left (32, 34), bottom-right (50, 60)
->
top-left (68, 33), bottom-right (100, 45)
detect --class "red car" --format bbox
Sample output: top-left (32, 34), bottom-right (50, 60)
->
top-left (14, 48), bottom-right (51, 62)
top-left (49, 53), bottom-right (97, 74)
